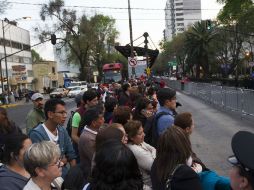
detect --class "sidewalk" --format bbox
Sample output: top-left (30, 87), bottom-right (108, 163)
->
top-left (0, 94), bottom-right (50, 108)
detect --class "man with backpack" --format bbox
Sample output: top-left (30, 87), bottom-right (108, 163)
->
top-left (68, 90), bottom-right (98, 162)
top-left (144, 88), bottom-right (177, 147)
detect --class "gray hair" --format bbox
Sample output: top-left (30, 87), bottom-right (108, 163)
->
top-left (24, 141), bottom-right (61, 177)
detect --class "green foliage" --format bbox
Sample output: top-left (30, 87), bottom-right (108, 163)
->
top-left (38, 0), bottom-right (119, 81)
top-left (31, 49), bottom-right (43, 63)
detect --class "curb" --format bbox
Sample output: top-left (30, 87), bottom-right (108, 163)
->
top-left (0, 104), bottom-right (18, 108)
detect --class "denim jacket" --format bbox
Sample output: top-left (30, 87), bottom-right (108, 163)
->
top-left (29, 124), bottom-right (76, 161)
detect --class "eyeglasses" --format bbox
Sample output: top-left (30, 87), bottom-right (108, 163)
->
top-left (48, 156), bottom-right (63, 168)
top-left (53, 111), bottom-right (67, 116)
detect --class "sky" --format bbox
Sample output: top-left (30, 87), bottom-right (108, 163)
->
top-left (3, 0), bottom-right (223, 60)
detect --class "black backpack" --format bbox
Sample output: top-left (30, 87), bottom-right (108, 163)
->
top-left (66, 111), bottom-right (75, 137)
top-left (144, 111), bottom-right (170, 147)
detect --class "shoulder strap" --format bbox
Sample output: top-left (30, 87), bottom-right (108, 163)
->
top-left (165, 164), bottom-right (184, 190)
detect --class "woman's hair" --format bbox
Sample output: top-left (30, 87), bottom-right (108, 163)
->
top-left (90, 140), bottom-right (143, 190)
top-left (0, 107), bottom-right (12, 134)
top-left (24, 141), bottom-right (61, 177)
top-left (124, 120), bottom-right (142, 143)
top-left (61, 165), bottom-right (85, 190)
top-left (112, 106), bottom-right (131, 126)
top-left (96, 127), bottom-right (123, 150)
top-left (133, 98), bottom-right (151, 119)
top-left (174, 112), bottom-right (193, 130)
top-left (156, 126), bottom-right (192, 181)
top-left (0, 133), bottom-right (29, 164)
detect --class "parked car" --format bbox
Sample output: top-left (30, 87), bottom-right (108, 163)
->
top-left (50, 88), bottom-right (68, 98)
top-left (67, 86), bottom-right (87, 98)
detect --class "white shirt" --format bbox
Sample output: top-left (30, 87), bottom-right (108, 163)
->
top-left (42, 123), bottom-right (59, 143)
top-left (23, 179), bottom-right (41, 190)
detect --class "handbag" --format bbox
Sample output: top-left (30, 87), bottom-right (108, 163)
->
top-left (165, 164), bottom-right (184, 190)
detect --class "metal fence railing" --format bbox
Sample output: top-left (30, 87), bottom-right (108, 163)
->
top-left (165, 80), bottom-right (254, 118)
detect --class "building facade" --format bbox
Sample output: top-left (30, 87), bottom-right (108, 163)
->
top-left (32, 61), bottom-right (64, 93)
top-left (164, 0), bottom-right (201, 41)
top-left (0, 19), bottom-right (33, 92)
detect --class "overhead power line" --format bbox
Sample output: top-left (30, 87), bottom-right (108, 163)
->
top-left (8, 1), bottom-right (220, 11)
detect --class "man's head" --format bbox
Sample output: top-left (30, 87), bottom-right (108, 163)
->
top-left (31, 93), bottom-right (44, 110)
top-left (83, 107), bottom-right (104, 129)
top-left (82, 90), bottom-right (98, 108)
top-left (44, 98), bottom-right (67, 125)
top-left (122, 83), bottom-right (130, 93)
top-left (157, 88), bottom-right (176, 110)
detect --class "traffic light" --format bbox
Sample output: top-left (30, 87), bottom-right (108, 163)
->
top-left (51, 34), bottom-right (56, 45)
top-left (206, 20), bottom-right (212, 30)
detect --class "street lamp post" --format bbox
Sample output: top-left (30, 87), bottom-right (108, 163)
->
top-left (1, 17), bottom-right (31, 93)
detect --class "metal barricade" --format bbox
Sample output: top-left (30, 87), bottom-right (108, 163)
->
top-left (165, 79), bottom-right (254, 119)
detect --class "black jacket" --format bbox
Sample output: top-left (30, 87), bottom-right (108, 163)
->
top-left (151, 160), bottom-right (203, 190)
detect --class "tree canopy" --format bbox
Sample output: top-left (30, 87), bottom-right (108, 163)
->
top-left (38, 0), bottom-right (119, 81)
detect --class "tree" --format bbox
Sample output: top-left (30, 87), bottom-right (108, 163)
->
top-left (216, 0), bottom-right (254, 78)
top-left (0, 1), bottom-right (10, 15)
top-left (153, 33), bottom-right (186, 76)
top-left (31, 49), bottom-right (43, 63)
top-left (38, 0), bottom-right (119, 81)
top-left (185, 21), bottom-right (217, 78)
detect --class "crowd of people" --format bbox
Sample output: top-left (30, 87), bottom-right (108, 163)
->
top-left (0, 78), bottom-right (254, 190)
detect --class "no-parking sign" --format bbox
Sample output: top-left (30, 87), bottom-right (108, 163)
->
top-left (128, 57), bottom-right (137, 67)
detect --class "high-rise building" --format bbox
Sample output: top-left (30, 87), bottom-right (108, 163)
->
top-left (164, 0), bottom-right (201, 41)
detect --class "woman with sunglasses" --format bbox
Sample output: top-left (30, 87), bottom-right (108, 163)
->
top-left (23, 141), bottom-right (63, 190)
top-left (228, 131), bottom-right (254, 190)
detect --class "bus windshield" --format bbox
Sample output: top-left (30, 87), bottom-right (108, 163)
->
top-left (104, 71), bottom-right (122, 83)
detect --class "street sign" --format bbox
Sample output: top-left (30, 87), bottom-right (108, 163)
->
top-left (168, 61), bottom-right (177, 66)
top-left (128, 57), bottom-right (137, 67)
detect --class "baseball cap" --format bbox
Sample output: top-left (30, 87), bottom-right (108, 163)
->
top-left (31, 93), bottom-right (44, 101)
top-left (228, 131), bottom-right (254, 173)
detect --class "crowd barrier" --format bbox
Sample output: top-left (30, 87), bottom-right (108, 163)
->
top-left (165, 80), bottom-right (254, 118)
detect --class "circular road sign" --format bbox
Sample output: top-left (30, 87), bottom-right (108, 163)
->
top-left (129, 58), bottom-right (137, 67)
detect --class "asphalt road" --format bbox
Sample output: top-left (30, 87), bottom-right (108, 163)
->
top-left (176, 91), bottom-right (254, 177)
top-left (5, 97), bottom-right (76, 132)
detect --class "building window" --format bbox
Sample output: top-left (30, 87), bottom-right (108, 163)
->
top-left (52, 67), bottom-right (55, 74)
top-left (176, 18), bottom-right (184, 21)
top-left (11, 41), bottom-right (22, 49)
top-left (177, 28), bottom-right (185, 31)
top-left (177, 23), bottom-right (184, 26)
top-left (23, 44), bottom-right (31, 51)
top-left (27, 70), bottom-right (33, 77)
top-left (175, 8), bottom-right (183, 11)
top-left (175, 3), bottom-right (183, 6)
top-left (176, 13), bottom-right (183, 16)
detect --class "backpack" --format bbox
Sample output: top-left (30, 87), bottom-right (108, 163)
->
top-left (66, 111), bottom-right (75, 137)
top-left (144, 111), bottom-right (170, 147)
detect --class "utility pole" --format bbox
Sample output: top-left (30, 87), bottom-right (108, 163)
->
top-left (143, 32), bottom-right (149, 68)
top-left (128, 0), bottom-right (136, 78)
top-left (2, 20), bottom-right (9, 92)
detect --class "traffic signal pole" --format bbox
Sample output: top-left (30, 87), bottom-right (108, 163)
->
top-left (143, 32), bottom-right (149, 68)
top-left (128, 0), bottom-right (136, 78)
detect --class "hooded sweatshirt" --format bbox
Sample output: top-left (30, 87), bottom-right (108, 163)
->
top-left (0, 165), bottom-right (28, 190)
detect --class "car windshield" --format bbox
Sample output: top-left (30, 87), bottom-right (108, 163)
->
top-left (71, 87), bottom-right (80, 91)
top-left (53, 88), bottom-right (63, 92)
